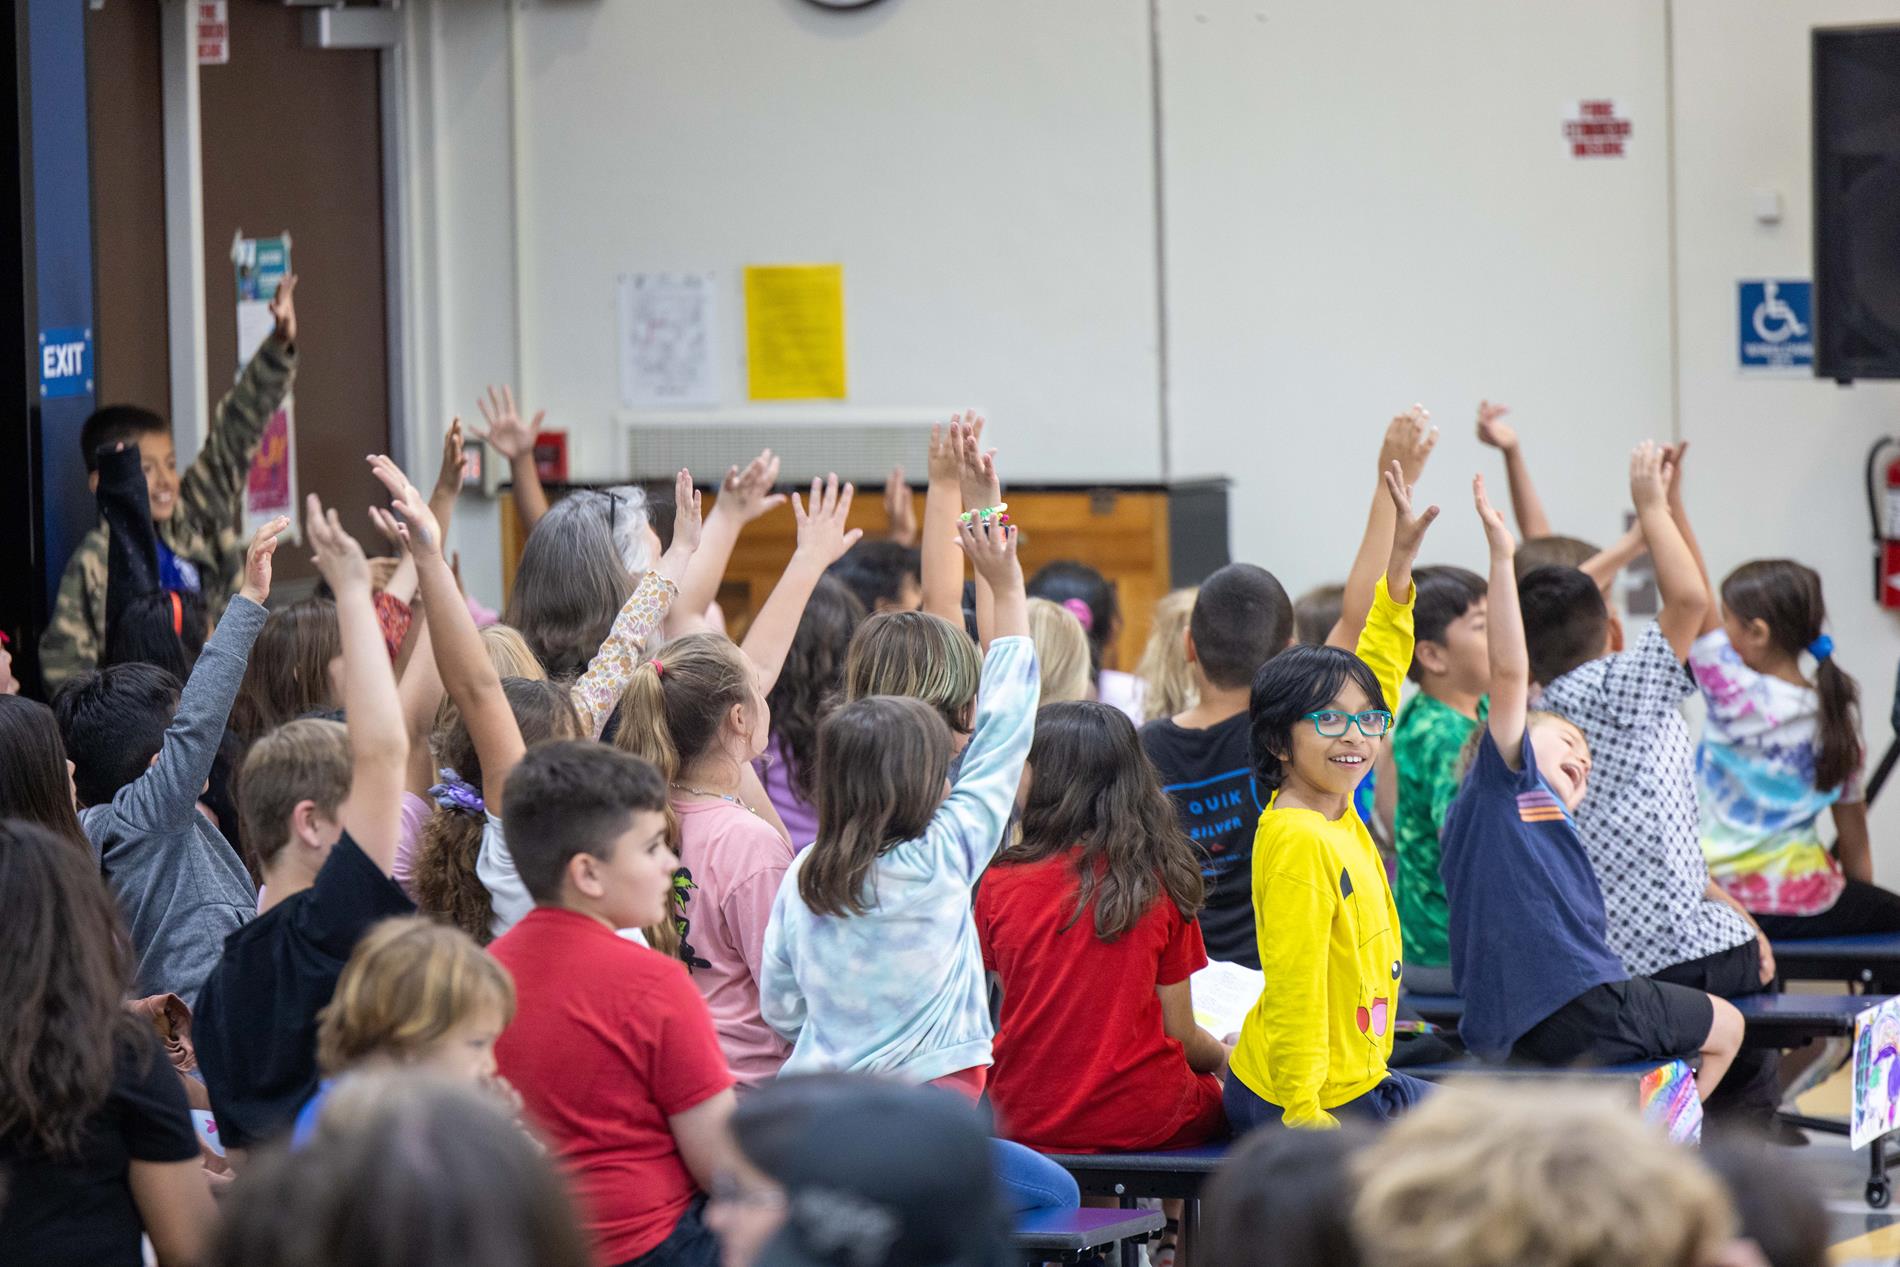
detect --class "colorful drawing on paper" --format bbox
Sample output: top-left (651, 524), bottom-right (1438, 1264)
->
top-left (232, 232), bottom-right (297, 540)
top-left (1852, 996), bottom-right (1900, 1149)
top-left (744, 264), bottom-right (846, 400)
top-left (1639, 1059), bottom-right (1702, 1145)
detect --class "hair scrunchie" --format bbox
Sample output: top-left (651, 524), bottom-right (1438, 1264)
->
top-left (428, 768), bottom-right (486, 817)
top-left (1061, 597), bottom-right (1095, 633)
top-left (1808, 634), bottom-right (1835, 662)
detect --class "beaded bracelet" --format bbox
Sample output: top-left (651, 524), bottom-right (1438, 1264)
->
top-left (958, 502), bottom-right (1009, 525)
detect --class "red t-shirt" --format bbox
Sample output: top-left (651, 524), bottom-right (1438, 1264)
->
top-left (975, 850), bottom-right (1225, 1154)
top-left (490, 907), bottom-right (733, 1263)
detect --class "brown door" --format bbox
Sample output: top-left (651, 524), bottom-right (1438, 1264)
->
top-left (198, 0), bottom-right (389, 581)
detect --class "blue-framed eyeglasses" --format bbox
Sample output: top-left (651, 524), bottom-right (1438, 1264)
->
top-left (1301, 709), bottom-right (1393, 738)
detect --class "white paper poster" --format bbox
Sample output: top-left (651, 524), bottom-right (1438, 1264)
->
top-left (618, 271), bottom-right (718, 408)
top-left (1190, 960), bottom-right (1263, 1039)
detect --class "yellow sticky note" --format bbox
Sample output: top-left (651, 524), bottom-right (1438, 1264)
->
top-left (745, 264), bottom-right (846, 400)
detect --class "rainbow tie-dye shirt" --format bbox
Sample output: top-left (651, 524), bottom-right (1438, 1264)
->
top-left (1690, 629), bottom-right (1859, 916)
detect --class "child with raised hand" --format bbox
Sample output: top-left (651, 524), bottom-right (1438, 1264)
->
top-left (1690, 553), bottom-right (1898, 939)
top-left (976, 700), bottom-right (1228, 1154)
top-left (1439, 477), bottom-right (1741, 1100)
top-left (1526, 442), bottom-right (1776, 1124)
top-left (1224, 463), bottom-right (1435, 1131)
top-left (54, 514), bottom-right (287, 1005)
top-left (757, 575), bottom-right (865, 844)
top-left (292, 916), bottom-right (516, 1146)
top-left (667, 448), bottom-right (787, 639)
top-left (194, 492), bottom-right (414, 1156)
top-left (0, 694), bottom-right (88, 845)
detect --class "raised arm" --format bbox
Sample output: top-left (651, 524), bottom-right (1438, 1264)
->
top-left (469, 385), bottom-right (549, 532)
top-left (176, 277), bottom-right (296, 529)
top-left (1475, 475), bottom-right (1529, 767)
top-left (1349, 463), bottom-right (1434, 711)
top-left (308, 493), bottom-right (407, 872)
top-left (954, 419), bottom-right (1006, 647)
top-left (95, 442), bottom-right (163, 636)
top-left (1630, 442), bottom-right (1709, 659)
top-left (570, 470), bottom-right (697, 738)
top-left (426, 415), bottom-right (467, 558)
top-left (920, 418), bottom-right (969, 622)
top-left (371, 455), bottom-right (522, 815)
top-left (1662, 442), bottom-right (1722, 637)
top-left (883, 463), bottom-right (917, 547)
top-left (1475, 400), bottom-right (1552, 540)
top-left (672, 450), bottom-right (786, 637)
top-left (1329, 406), bottom-right (1436, 650)
top-left (740, 474), bottom-right (863, 693)
top-left (1579, 524), bottom-right (1645, 597)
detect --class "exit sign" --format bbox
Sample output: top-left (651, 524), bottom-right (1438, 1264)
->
top-left (38, 327), bottom-right (92, 400)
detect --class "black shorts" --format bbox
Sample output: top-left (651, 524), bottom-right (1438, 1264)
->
top-left (1512, 978), bottom-right (1713, 1068)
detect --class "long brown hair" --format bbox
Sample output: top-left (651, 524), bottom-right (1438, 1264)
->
top-left (415, 679), bottom-right (581, 944)
top-left (232, 598), bottom-right (342, 741)
top-left (0, 697), bottom-right (86, 847)
top-left (1722, 559), bottom-right (1862, 792)
top-left (799, 695), bottom-right (951, 917)
top-left (768, 576), bottom-right (865, 805)
top-left (0, 818), bottom-right (141, 1157)
top-left (842, 611), bottom-right (981, 737)
top-left (614, 632), bottom-right (754, 794)
top-left (1003, 701), bottom-right (1203, 940)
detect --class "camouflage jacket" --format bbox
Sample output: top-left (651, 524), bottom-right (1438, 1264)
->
top-left (40, 337), bottom-right (297, 690)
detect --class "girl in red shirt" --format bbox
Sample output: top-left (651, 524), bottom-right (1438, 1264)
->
top-left (975, 700), bottom-right (1231, 1159)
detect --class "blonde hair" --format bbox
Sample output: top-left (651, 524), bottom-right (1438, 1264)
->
top-left (480, 625), bottom-right (546, 681)
top-left (1136, 588), bottom-right (1199, 722)
top-left (1352, 1082), bottom-right (1733, 1267)
top-left (1027, 599), bottom-right (1092, 703)
top-left (239, 719), bottom-right (351, 869)
top-left (316, 917), bottom-right (516, 1076)
top-left (842, 611), bottom-right (982, 736)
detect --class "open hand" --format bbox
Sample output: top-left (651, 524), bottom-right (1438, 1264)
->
top-left (1629, 441), bottom-right (1669, 512)
top-left (1379, 404), bottom-right (1438, 483)
top-left (367, 454), bottom-right (444, 559)
top-left (1473, 474), bottom-right (1514, 561)
top-left (305, 495), bottom-right (368, 595)
top-left (659, 469), bottom-right (703, 582)
top-left (1475, 400), bottom-right (1517, 452)
top-left (367, 505), bottom-right (410, 559)
top-left (238, 515), bottom-right (290, 605)
top-left (953, 415), bottom-right (1001, 510)
top-left (471, 385), bottom-right (542, 462)
top-left (1663, 440), bottom-right (1689, 509)
top-left (713, 449), bottom-right (787, 524)
top-left (955, 510), bottom-right (1020, 589)
top-left (884, 465), bottom-right (917, 547)
top-left (270, 275), bottom-right (299, 345)
top-left (1384, 459), bottom-right (1440, 559)
top-left (433, 417), bottom-right (467, 500)
top-left (791, 473), bottom-right (863, 567)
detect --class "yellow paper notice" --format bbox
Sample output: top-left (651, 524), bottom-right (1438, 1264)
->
top-left (745, 264), bottom-right (846, 400)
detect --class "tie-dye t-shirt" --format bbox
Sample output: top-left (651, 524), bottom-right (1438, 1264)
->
top-left (1690, 629), bottom-right (1859, 916)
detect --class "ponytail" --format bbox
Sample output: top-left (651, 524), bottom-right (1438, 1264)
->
top-left (1721, 559), bottom-right (1863, 792)
top-left (1813, 656), bottom-right (1864, 793)
top-left (617, 663), bottom-right (682, 786)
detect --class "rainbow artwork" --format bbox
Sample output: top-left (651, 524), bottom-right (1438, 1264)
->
top-left (1638, 1058), bottom-right (1702, 1145)
top-left (1852, 996), bottom-right (1900, 1149)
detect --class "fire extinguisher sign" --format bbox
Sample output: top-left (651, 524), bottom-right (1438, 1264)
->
top-left (1738, 280), bottom-right (1813, 372)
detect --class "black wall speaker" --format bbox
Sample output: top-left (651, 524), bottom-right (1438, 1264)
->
top-left (1815, 26), bottom-right (1900, 382)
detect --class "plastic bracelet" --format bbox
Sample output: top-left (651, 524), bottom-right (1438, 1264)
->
top-left (958, 502), bottom-right (1009, 525)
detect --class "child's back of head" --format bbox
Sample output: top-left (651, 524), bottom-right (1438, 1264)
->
top-left (1294, 583), bottom-right (1345, 648)
top-left (768, 575), bottom-right (866, 803)
top-left (1025, 598), bottom-right (1092, 703)
top-left (1193, 563), bottom-right (1295, 693)
top-left (104, 589), bottom-right (209, 682)
top-left (1408, 565), bottom-right (1487, 688)
top-left (503, 490), bottom-right (641, 679)
top-left (500, 740), bottom-right (669, 906)
top-left (1204, 1122), bottom-right (1369, 1267)
top-left (478, 624), bottom-right (547, 681)
top-left (1136, 587), bottom-right (1199, 722)
top-left (1008, 699), bottom-right (1201, 939)
top-left (827, 539), bottom-right (922, 614)
top-left (1515, 534), bottom-right (1600, 577)
top-left (238, 718), bottom-right (352, 874)
top-left (1720, 558), bottom-right (1862, 791)
top-left (316, 916), bottom-right (515, 1081)
top-left (0, 696), bottom-right (87, 845)
top-left (1028, 560), bottom-right (1118, 673)
top-left (801, 695), bottom-right (951, 918)
top-left (1702, 1140), bottom-right (1827, 1267)
top-left (613, 632), bottom-right (754, 786)
top-left (54, 662), bottom-right (182, 808)
top-left (843, 610), bottom-right (982, 740)
top-left (1517, 565), bottom-right (1612, 686)
top-left (233, 598), bottom-right (341, 742)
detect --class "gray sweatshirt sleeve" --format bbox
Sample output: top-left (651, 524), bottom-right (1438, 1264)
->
top-left (112, 595), bottom-right (268, 833)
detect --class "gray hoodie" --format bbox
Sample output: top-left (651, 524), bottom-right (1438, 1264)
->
top-left (83, 595), bottom-right (265, 1005)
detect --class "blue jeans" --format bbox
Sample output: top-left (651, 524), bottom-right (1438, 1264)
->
top-left (1223, 1069), bottom-right (1431, 1133)
top-left (992, 1138), bottom-right (1080, 1212)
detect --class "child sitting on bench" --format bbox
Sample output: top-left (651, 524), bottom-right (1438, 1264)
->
top-left (1439, 476), bottom-right (1741, 1102)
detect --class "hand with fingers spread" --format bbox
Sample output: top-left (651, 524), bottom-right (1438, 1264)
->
top-left (270, 275), bottom-right (299, 345)
top-left (955, 511), bottom-right (1019, 590)
top-left (657, 469), bottom-right (703, 588)
top-left (1379, 404), bottom-right (1439, 483)
top-left (367, 505), bottom-right (409, 559)
top-left (884, 464), bottom-right (917, 547)
top-left (306, 494), bottom-right (369, 596)
top-left (471, 385), bottom-right (543, 462)
top-left (238, 515), bottom-right (290, 606)
top-left (1629, 440), bottom-right (1670, 514)
top-left (1474, 400), bottom-right (1517, 453)
top-left (368, 454), bottom-right (444, 558)
top-left (1382, 459), bottom-right (1440, 601)
top-left (791, 474), bottom-right (864, 567)
top-left (928, 418), bottom-right (965, 485)
top-left (954, 415), bottom-right (1001, 510)
top-left (714, 449), bottom-right (788, 525)
top-left (1473, 474), bottom-right (1514, 562)
top-left (432, 417), bottom-right (467, 502)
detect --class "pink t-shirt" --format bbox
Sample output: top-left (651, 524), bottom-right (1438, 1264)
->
top-left (673, 797), bottom-right (795, 1087)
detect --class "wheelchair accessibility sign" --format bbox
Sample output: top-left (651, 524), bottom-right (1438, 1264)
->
top-left (1739, 280), bottom-right (1812, 371)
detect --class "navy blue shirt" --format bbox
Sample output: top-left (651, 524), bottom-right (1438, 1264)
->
top-left (1439, 729), bottom-right (1628, 1060)
top-left (1140, 714), bottom-right (1262, 968)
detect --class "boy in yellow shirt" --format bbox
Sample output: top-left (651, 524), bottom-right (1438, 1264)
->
top-left (1226, 459), bottom-right (1437, 1129)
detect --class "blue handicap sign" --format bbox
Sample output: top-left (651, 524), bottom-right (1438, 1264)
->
top-left (38, 325), bottom-right (92, 399)
top-left (1739, 280), bottom-right (1813, 370)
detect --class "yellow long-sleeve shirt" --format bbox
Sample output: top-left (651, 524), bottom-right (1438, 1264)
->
top-left (1227, 575), bottom-right (1415, 1128)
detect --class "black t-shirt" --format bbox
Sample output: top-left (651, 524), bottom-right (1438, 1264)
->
top-left (0, 1025), bottom-right (199, 1267)
top-left (195, 833), bottom-right (414, 1149)
top-left (1139, 713), bottom-right (1262, 968)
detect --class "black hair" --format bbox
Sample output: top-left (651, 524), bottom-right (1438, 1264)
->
top-left (1192, 563), bottom-right (1295, 690)
top-left (54, 662), bottom-right (183, 808)
top-left (1517, 566), bottom-right (1610, 686)
top-left (1249, 644), bottom-right (1385, 792)
top-left (78, 405), bottom-right (168, 475)
top-left (826, 540), bottom-right (922, 613)
top-left (103, 589), bottom-right (208, 682)
top-left (1407, 565), bottom-right (1487, 684)
top-left (768, 576), bottom-right (866, 807)
top-left (1028, 561), bottom-right (1117, 672)
top-left (1203, 1123), bottom-right (1370, 1267)
top-left (501, 741), bottom-right (669, 904)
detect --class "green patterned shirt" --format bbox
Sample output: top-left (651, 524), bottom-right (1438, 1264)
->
top-left (1392, 692), bottom-right (1484, 967)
